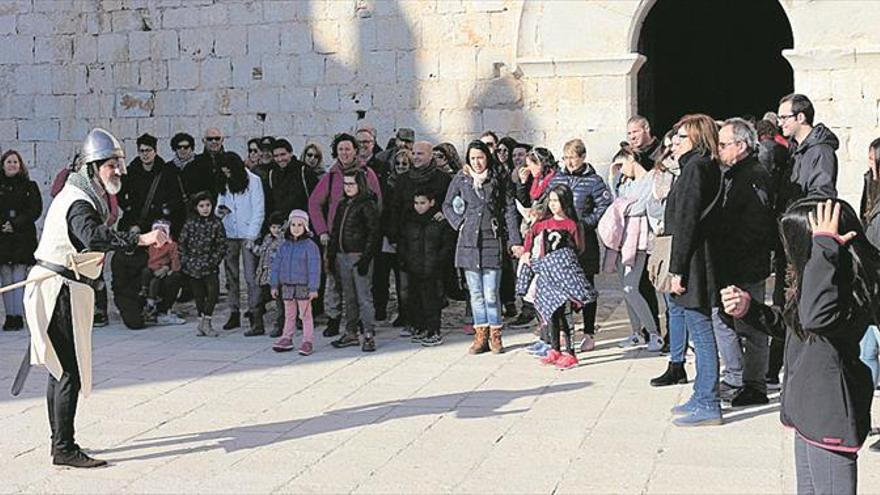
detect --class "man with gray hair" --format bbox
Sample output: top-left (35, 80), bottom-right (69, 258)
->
top-left (711, 117), bottom-right (776, 407)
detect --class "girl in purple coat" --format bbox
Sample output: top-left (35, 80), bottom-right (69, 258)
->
top-left (270, 209), bottom-right (321, 355)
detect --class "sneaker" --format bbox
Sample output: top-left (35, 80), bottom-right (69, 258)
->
top-left (555, 352), bottom-right (579, 369)
top-left (93, 312), bottom-right (108, 327)
top-left (411, 329), bottom-right (426, 343)
top-left (362, 336), bottom-right (376, 352)
top-left (766, 375), bottom-right (781, 391)
top-left (541, 349), bottom-right (563, 365)
top-left (322, 317), bottom-right (340, 337)
top-left (272, 337), bottom-right (294, 352)
top-left (671, 397), bottom-right (698, 416)
top-left (579, 334), bottom-right (595, 352)
top-left (399, 326), bottom-right (414, 338)
top-left (510, 311), bottom-right (535, 328)
top-left (503, 303), bottom-right (518, 318)
top-left (463, 323), bottom-right (475, 335)
top-left (298, 341), bottom-right (313, 356)
top-left (52, 449), bottom-right (108, 469)
top-left (421, 333), bottom-right (444, 347)
top-left (719, 381), bottom-right (742, 402)
top-left (730, 387), bottom-right (769, 407)
top-left (672, 407), bottom-right (723, 427)
top-left (157, 312), bottom-right (186, 326)
top-left (646, 334), bottom-right (664, 352)
top-left (331, 334), bottom-right (360, 348)
top-left (618, 333), bottom-right (644, 348)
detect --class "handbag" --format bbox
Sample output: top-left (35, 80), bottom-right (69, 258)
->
top-left (647, 177), bottom-right (723, 292)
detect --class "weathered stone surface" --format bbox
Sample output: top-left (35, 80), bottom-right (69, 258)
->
top-left (116, 90), bottom-right (155, 118)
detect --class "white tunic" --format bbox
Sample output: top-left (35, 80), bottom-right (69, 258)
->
top-left (24, 185), bottom-right (104, 397)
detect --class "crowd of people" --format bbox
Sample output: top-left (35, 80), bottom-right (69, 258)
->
top-left (1, 91), bottom-right (879, 491)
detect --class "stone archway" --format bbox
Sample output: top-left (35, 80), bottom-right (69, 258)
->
top-left (633, 0), bottom-right (794, 134)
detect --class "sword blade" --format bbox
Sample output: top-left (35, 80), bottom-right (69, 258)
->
top-left (10, 343), bottom-right (30, 396)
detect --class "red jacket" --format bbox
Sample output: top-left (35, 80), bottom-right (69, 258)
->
top-left (147, 241), bottom-right (181, 272)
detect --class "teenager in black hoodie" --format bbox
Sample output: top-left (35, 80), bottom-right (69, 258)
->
top-left (722, 198), bottom-right (875, 495)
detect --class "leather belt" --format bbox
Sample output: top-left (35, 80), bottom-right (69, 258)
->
top-left (36, 259), bottom-right (99, 289)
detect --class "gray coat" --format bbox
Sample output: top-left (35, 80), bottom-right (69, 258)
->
top-left (443, 170), bottom-right (522, 271)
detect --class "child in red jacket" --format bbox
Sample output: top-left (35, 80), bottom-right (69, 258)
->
top-left (140, 220), bottom-right (181, 321)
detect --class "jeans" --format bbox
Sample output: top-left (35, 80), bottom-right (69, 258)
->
top-left (464, 269), bottom-right (502, 326)
top-left (859, 325), bottom-right (880, 387)
top-left (712, 280), bottom-right (768, 392)
top-left (665, 293), bottom-right (688, 363)
top-left (336, 253), bottom-right (375, 336)
top-left (794, 435), bottom-right (857, 495)
top-left (224, 239), bottom-right (259, 313)
top-left (670, 298), bottom-right (720, 411)
top-left (617, 251), bottom-right (659, 337)
top-left (0, 263), bottom-right (27, 316)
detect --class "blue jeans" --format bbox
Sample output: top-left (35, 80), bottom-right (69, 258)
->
top-left (859, 325), bottom-right (880, 387)
top-left (670, 298), bottom-right (720, 411)
top-left (464, 269), bottom-right (502, 326)
top-left (665, 293), bottom-right (687, 363)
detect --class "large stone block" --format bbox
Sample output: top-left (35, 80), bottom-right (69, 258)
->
top-left (260, 54), bottom-right (295, 85)
top-left (184, 89), bottom-right (215, 116)
top-left (128, 31), bottom-right (151, 61)
top-left (112, 62), bottom-right (139, 88)
top-left (1, 95), bottom-right (33, 119)
top-left (438, 46), bottom-right (476, 80)
top-left (18, 119), bottom-right (60, 141)
top-left (60, 117), bottom-right (92, 141)
top-left (0, 119), bottom-right (16, 140)
top-left (136, 117), bottom-right (171, 140)
top-left (248, 24), bottom-right (281, 56)
top-left (227, 2), bottom-right (264, 25)
top-left (51, 65), bottom-right (87, 94)
top-left (418, 80), bottom-right (461, 108)
top-left (14, 65), bottom-right (52, 95)
top-left (170, 115), bottom-right (201, 136)
top-left (475, 46), bottom-right (507, 80)
top-left (280, 23), bottom-right (311, 54)
top-left (151, 30), bottom-right (179, 60)
top-left (153, 90), bottom-right (185, 117)
top-left (311, 20), bottom-right (340, 54)
top-left (74, 93), bottom-right (114, 119)
top-left (97, 33), bottom-right (128, 63)
top-left (110, 8), bottom-right (144, 31)
top-left (374, 17), bottom-right (417, 51)
top-left (160, 7), bottom-right (202, 29)
top-left (200, 3), bottom-right (228, 26)
top-left (248, 86), bottom-right (281, 112)
top-left (0, 15), bottom-right (14, 35)
top-left (264, 1), bottom-right (300, 22)
top-left (325, 58), bottom-right (356, 85)
top-left (138, 59), bottom-right (168, 90)
top-left (0, 35), bottom-right (34, 64)
top-left (315, 85), bottom-right (339, 111)
top-left (168, 59), bottom-right (200, 90)
top-left (263, 113), bottom-right (293, 137)
top-left (16, 13), bottom-right (53, 35)
top-left (297, 53), bottom-right (325, 85)
top-left (73, 34), bottom-right (98, 63)
top-left (233, 113), bottom-right (264, 138)
top-left (360, 50), bottom-right (396, 83)
top-left (214, 25), bottom-right (247, 57)
top-left (35, 95), bottom-right (75, 119)
top-left (201, 57), bottom-right (232, 88)
top-left (216, 88), bottom-right (248, 115)
top-left (279, 86), bottom-right (315, 113)
top-left (116, 90), bottom-right (154, 118)
top-left (85, 63), bottom-right (112, 92)
top-left (52, 10), bottom-right (87, 35)
top-left (230, 56), bottom-right (256, 87)
top-left (179, 28), bottom-right (215, 61)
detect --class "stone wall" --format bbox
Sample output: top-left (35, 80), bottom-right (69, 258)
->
top-left (2, 0), bottom-right (879, 210)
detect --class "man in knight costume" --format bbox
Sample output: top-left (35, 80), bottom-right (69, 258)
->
top-left (23, 128), bottom-right (168, 468)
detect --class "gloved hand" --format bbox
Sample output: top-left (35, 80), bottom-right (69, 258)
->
top-left (356, 257), bottom-right (371, 276)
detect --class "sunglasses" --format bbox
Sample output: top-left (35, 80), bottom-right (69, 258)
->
top-left (305, 153), bottom-right (318, 159)
top-left (205, 136), bottom-right (222, 142)
top-left (176, 143), bottom-right (192, 150)
top-left (138, 148), bottom-right (154, 153)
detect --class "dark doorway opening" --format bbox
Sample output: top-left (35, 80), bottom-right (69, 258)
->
top-left (636, 0), bottom-right (794, 135)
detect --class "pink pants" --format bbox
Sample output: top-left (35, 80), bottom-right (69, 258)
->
top-left (282, 299), bottom-right (314, 343)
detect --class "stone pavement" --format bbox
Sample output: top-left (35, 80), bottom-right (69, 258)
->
top-left (1, 279), bottom-right (879, 494)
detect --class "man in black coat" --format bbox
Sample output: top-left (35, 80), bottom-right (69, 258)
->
top-left (181, 127), bottom-right (225, 199)
top-left (268, 138), bottom-right (318, 219)
top-left (118, 133), bottom-right (187, 235)
top-left (711, 118), bottom-right (776, 407)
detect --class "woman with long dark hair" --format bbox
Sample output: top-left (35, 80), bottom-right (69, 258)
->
top-left (215, 152), bottom-right (265, 333)
top-left (664, 114), bottom-right (724, 426)
top-left (443, 140), bottom-right (522, 354)
top-left (0, 150), bottom-right (42, 331)
top-left (723, 198), bottom-right (876, 494)
top-left (432, 143), bottom-right (462, 175)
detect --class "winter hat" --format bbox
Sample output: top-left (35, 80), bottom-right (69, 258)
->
top-left (287, 209), bottom-right (310, 232)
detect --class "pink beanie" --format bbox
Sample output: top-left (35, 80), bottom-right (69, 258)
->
top-left (288, 209), bottom-right (310, 232)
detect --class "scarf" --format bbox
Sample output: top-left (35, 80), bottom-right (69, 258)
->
top-left (408, 160), bottom-right (437, 184)
top-left (468, 166), bottom-right (489, 194)
top-left (66, 164), bottom-right (110, 223)
top-left (173, 155), bottom-right (195, 170)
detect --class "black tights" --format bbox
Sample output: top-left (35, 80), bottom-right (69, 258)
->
top-left (550, 306), bottom-right (573, 354)
top-left (189, 273), bottom-right (219, 317)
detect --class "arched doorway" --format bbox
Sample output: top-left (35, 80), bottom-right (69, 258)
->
top-left (636, 0), bottom-right (794, 135)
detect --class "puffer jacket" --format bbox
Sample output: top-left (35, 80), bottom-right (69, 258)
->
top-left (398, 205), bottom-right (455, 277)
top-left (216, 170), bottom-right (265, 240)
top-left (741, 235), bottom-right (873, 452)
top-left (270, 237), bottom-right (321, 292)
top-left (329, 192), bottom-right (381, 262)
top-left (178, 215), bottom-right (228, 278)
top-left (442, 170), bottom-right (521, 271)
top-left (0, 175), bottom-right (42, 265)
top-left (548, 163), bottom-right (612, 274)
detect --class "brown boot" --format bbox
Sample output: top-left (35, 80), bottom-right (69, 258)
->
top-left (489, 325), bottom-right (504, 354)
top-left (468, 325), bottom-right (490, 354)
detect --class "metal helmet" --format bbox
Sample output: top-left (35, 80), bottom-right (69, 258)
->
top-left (81, 128), bottom-right (125, 165)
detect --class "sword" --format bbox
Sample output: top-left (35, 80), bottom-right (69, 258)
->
top-left (5, 253), bottom-right (105, 396)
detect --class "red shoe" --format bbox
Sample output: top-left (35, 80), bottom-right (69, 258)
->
top-left (298, 341), bottom-right (313, 356)
top-left (555, 352), bottom-right (579, 369)
top-left (273, 337), bottom-right (294, 352)
top-left (541, 349), bottom-right (562, 365)
top-left (463, 323), bottom-right (475, 335)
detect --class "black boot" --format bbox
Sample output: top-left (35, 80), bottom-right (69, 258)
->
top-left (16, 315), bottom-right (25, 329)
top-left (223, 311), bottom-right (241, 330)
top-left (2, 316), bottom-right (11, 330)
top-left (243, 309), bottom-right (264, 336)
top-left (53, 449), bottom-right (108, 468)
top-left (650, 362), bottom-right (688, 387)
top-left (323, 317), bottom-right (340, 337)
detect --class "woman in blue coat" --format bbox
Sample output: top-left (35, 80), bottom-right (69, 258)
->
top-left (443, 140), bottom-right (522, 354)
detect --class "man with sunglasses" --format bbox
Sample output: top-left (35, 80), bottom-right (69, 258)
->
top-left (181, 127), bottom-right (226, 199)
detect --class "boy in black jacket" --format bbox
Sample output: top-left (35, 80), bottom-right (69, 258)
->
top-left (398, 189), bottom-right (454, 346)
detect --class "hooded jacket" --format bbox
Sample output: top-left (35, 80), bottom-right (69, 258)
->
top-left (398, 205), bottom-right (455, 278)
top-left (779, 124), bottom-right (839, 209)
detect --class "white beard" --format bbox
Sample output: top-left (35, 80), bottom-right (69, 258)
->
top-left (101, 176), bottom-right (122, 195)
